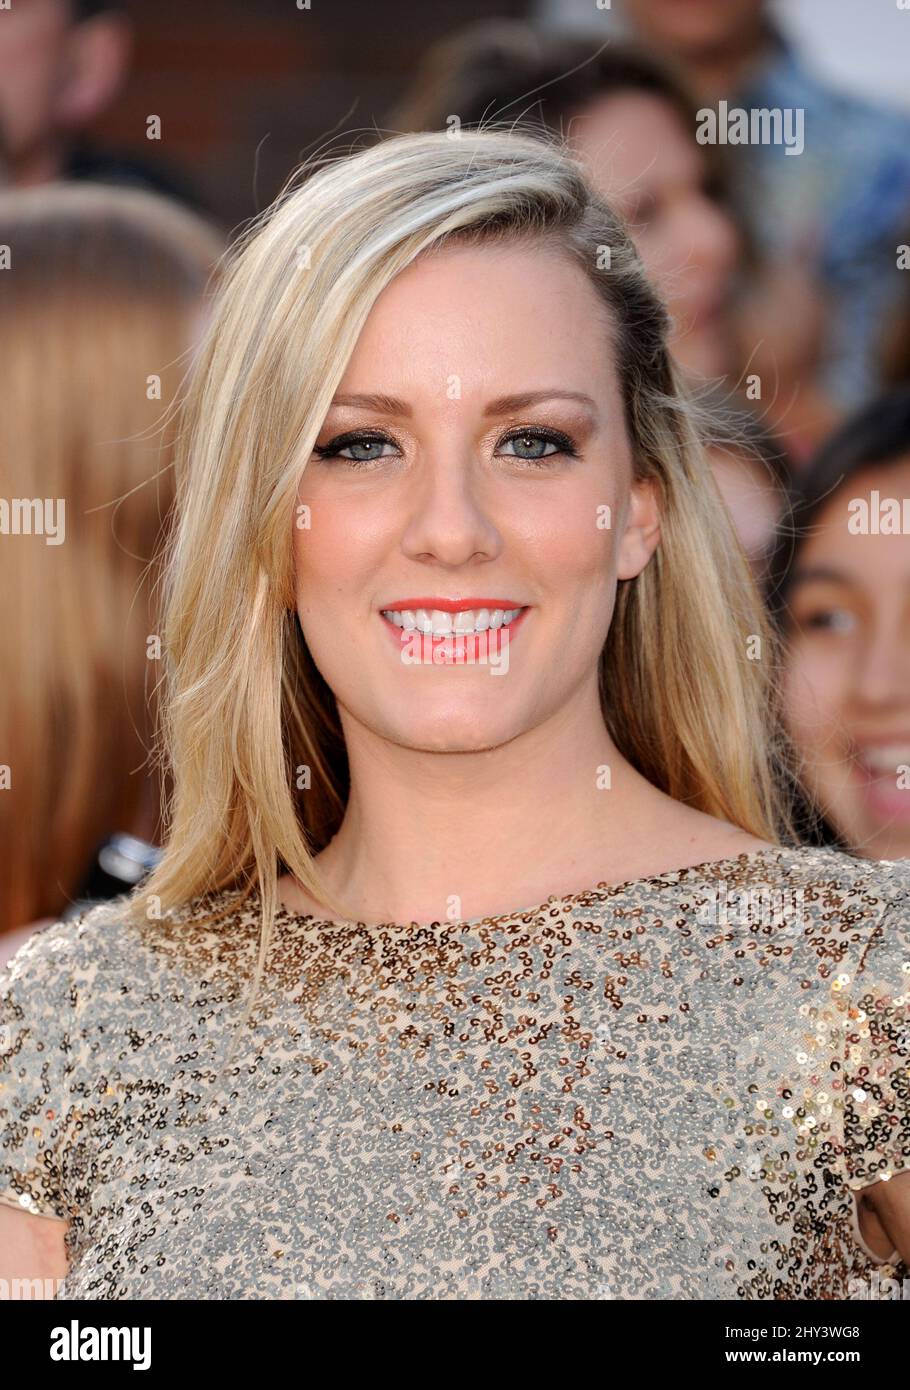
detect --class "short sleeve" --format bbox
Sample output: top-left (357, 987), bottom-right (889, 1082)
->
top-left (841, 893), bottom-right (910, 1192)
top-left (0, 922), bottom-right (82, 1221)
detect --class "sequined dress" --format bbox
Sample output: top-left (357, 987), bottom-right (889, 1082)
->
top-left (1, 844), bottom-right (908, 1300)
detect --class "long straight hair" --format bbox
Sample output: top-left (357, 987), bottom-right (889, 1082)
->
top-left (116, 129), bottom-right (800, 1062)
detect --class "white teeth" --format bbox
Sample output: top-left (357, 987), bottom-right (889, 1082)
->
top-left (856, 744), bottom-right (910, 774)
top-left (381, 606), bottom-right (523, 633)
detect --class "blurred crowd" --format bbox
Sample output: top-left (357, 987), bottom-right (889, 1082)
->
top-left (1, 0), bottom-right (908, 961)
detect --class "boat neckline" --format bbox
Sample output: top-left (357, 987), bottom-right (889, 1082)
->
top-left (241, 844), bottom-right (828, 934)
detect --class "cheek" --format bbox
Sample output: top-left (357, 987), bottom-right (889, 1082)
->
top-left (783, 643), bottom-right (849, 747)
top-left (292, 495), bottom-right (389, 603)
top-left (637, 211), bottom-right (695, 284)
top-left (532, 490), bottom-right (618, 585)
top-left (532, 502), bottom-right (619, 656)
top-left (2, 22), bottom-right (65, 100)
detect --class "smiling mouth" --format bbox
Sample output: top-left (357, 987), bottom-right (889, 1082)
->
top-left (377, 601), bottom-right (529, 660)
top-left (380, 605), bottom-right (525, 634)
top-left (849, 739), bottom-right (910, 824)
top-left (851, 741), bottom-right (910, 778)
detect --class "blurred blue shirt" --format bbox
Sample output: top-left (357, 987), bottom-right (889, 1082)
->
top-left (733, 29), bottom-right (910, 405)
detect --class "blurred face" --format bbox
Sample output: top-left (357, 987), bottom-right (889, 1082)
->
top-left (622, 0), bottom-right (766, 58)
top-left (0, 0), bottom-right (126, 178)
top-left (292, 242), bottom-right (660, 755)
top-left (782, 458), bottom-right (910, 860)
top-left (0, 0), bottom-right (71, 161)
top-left (570, 91), bottom-right (738, 380)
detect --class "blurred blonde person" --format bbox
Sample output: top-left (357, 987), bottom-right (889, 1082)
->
top-left (0, 183), bottom-right (223, 957)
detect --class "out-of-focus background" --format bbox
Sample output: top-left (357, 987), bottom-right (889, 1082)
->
top-left (33, 0), bottom-right (532, 225)
top-left (24, 0), bottom-right (910, 226)
top-left (538, 0), bottom-right (910, 109)
top-left (1, 0), bottom-right (909, 959)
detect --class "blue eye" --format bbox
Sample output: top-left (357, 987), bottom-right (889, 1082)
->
top-left (497, 428), bottom-right (578, 462)
top-left (313, 432), bottom-right (399, 464)
top-left (312, 426), bottom-right (579, 467)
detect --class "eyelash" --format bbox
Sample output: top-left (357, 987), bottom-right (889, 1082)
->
top-left (799, 608), bottom-right (857, 634)
top-left (312, 426), bottom-right (580, 469)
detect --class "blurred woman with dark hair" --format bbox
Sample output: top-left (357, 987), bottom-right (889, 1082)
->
top-left (766, 389), bottom-right (910, 862)
top-left (388, 21), bottom-right (739, 384)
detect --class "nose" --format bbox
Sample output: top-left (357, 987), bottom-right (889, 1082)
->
top-left (398, 444), bottom-right (503, 568)
top-left (850, 613), bottom-right (910, 709)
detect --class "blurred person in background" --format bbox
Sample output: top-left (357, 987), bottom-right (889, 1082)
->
top-left (0, 182), bottom-right (223, 965)
top-left (611, 0), bottom-right (910, 454)
top-left (878, 224), bottom-right (910, 392)
top-left (0, 0), bottom-right (202, 207)
top-left (389, 22), bottom-right (740, 385)
top-left (702, 390), bottom-right (792, 583)
top-left (766, 389), bottom-right (910, 863)
top-left (392, 22), bottom-right (794, 571)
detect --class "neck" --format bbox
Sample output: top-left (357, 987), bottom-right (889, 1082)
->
top-left (306, 677), bottom-right (683, 926)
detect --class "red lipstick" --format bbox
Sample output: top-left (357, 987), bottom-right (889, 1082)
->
top-left (377, 598), bottom-right (529, 665)
top-left (379, 597), bottom-right (525, 611)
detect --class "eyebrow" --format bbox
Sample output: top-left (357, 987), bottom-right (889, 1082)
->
top-left (789, 566), bottom-right (853, 586)
top-left (328, 390), bottom-right (598, 416)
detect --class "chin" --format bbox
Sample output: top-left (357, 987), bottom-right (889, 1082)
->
top-left (836, 812), bottom-right (910, 863)
top-left (381, 704), bottom-right (526, 755)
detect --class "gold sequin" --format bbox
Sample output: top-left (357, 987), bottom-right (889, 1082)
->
top-left (0, 843), bottom-right (908, 1299)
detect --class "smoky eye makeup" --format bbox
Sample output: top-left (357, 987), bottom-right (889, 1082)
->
top-left (312, 429), bottom-right (403, 464)
top-left (312, 422), bottom-right (584, 468)
top-left (493, 425), bottom-right (581, 462)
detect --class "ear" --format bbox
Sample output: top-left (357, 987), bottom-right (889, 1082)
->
top-left (55, 14), bottom-right (133, 131)
top-left (615, 475), bottom-right (661, 580)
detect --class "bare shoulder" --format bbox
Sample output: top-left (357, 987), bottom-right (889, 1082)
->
top-left (646, 805), bottom-right (777, 867)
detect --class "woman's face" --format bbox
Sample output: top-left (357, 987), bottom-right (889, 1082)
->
top-left (782, 457), bottom-right (910, 860)
top-left (569, 90), bottom-right (738, 381)
top-left (292, 241), bottom-right (660, 756)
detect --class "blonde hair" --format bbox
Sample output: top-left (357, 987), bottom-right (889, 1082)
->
top-left (0, 182), bottom-right (223, 936)
top-left (116, 129), bottom-right (799, 1065)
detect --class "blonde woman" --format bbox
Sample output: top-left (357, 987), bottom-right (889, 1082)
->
top-left (0, 183), bottom-right (223, 951)
top-left (1, 131), bottom-right (907, 1301)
